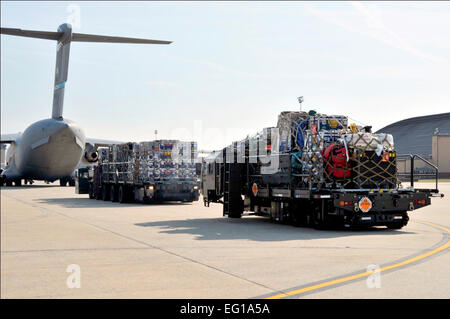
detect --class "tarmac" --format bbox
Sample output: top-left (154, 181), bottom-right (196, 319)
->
top-left (1, 182), bottom-right (449, 298)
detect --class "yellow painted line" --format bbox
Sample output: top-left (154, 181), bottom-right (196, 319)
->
top-left (265, 221), bottom-right (450, 299)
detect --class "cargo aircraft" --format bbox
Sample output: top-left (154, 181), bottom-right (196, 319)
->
top-left (0, 23), bottom-right (171, 186)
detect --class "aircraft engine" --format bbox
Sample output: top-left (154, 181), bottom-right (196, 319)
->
top-left (81, 143), bottom-right (98, 165)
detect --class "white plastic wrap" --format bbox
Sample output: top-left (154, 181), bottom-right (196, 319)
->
top-left (341, 133), bottom-right (394, 156)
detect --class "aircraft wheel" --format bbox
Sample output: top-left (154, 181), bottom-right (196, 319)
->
top-left (68, 179), bottom-right (75, 187)
top-left (6, 180), bottom-right (13, 186)
top-left (60, 178), bottom-right (68, 186)
top-left (14, 179), bottom-right (22, 186)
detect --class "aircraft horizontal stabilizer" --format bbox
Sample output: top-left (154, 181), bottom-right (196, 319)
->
top-left (72, 33), bottom-right (172, 44)
top-left (0, 27), bottom-right (172, 44)
top-left (0, 27), bottom-right (62, 40)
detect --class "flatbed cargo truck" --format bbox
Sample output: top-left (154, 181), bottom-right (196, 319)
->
top-left (85, 140), bottom-right (200, 203)
top-left (201, 110), bottom-right (442, 229)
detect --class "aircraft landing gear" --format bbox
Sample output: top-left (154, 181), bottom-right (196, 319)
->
top-left (60, 176), bottom-right (75, 186)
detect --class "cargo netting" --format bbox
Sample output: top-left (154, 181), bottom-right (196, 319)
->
top-left (275, 111), bottom-right (399, 189)
top-left (99, 140), bottom-right (198, 184)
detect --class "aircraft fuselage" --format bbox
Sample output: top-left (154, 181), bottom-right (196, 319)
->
top-left (3, 118), bottom-right (85, 182)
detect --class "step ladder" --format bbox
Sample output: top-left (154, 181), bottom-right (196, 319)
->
top-left (223, 162), bottom-right (244, 218)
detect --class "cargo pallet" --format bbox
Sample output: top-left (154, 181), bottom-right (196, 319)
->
top-left (87, 163), bottom-right (199, 203)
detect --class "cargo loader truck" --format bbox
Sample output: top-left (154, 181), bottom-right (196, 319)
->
top-left (85, 140), bottom-right (200, 203)
top-left (201, 110), bottom-right (443, 229)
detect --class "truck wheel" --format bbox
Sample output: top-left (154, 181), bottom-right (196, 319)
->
top-left (14, 179), bottom-right (22, 186)
top-left (118, 186), bottom-right (126, 203)
top-left (228, 210), bottom-right (242, 218)
top-left (68, 179), bottom-right (75, 187)
top-left (102, 186), bottom-right (109, 201)
top-left (88, 186), bottom-right (94, 199)
top-left (289, 211), bottom-right (302, 227)
top-left (311, 210), bottom-right (325, 230)
top-left (386, 223), bottom-right (404, 230)
top-left (95, 188), bottom-right (102, 200)
top-left (110, 185), bottom-right (117, 202)
top-left (127, 187), bottom-right (134, 203)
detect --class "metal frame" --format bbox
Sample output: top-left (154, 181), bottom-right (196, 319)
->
top-left (397, 154), bottom-right (439, 192)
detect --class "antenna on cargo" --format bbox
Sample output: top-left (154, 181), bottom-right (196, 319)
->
top-left (155, 130), bottom-right (158, 140)
top-left (297, 96), bottom-right (304, 112)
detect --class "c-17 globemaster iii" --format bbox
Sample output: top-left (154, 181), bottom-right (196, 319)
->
top-left (0, 23), bottom-right (171, 186)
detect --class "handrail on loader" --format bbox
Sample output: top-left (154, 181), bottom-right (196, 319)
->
top-left (397, 154), bottom-right (439, 192)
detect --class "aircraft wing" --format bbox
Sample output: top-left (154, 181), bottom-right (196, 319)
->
top-left (85, 137), bottom-right (124, 148)
top-left (1, 133), bottom-right (21, 143)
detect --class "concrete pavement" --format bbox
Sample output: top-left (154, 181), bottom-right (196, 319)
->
top-left (1, 182), bottom-right (449, 298)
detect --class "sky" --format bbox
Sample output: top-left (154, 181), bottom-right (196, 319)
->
top-left (1, 1), bottom-right (450, 151)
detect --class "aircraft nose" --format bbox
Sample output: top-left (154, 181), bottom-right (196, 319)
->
top-left (17, 118), bottom-right (86, 180)
top-left (53, 121), bottom-right (85, 149)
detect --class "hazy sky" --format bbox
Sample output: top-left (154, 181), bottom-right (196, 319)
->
top-left (1, 1), bottom-right (449, 150)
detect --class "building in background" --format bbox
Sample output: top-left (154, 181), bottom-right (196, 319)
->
top-left (377, 113), bottom-right (450, 178)
top-left (432, 133), bottom-right (450, 176)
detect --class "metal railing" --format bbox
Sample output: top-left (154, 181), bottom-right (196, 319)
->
top-left (397, 154), bottom-right (439, 192)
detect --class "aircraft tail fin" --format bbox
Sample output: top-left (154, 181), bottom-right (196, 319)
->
top-left (0, 24), bottom-right (172, 120)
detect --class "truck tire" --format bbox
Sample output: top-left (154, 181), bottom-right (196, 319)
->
top-left (386, 223), bottom-right (404, 230)
top-left (127, 187), bottom-right (134, 203)
top-left (102, 185), bottom-right (109, 201)
top-left (118, 186), bottom-right (126, 203)
top-left (14, 179), bottom-right (22, 186)
top-left (228, 205), bottom-right (243, 218)
top-left (311, 208), bottom-right (325, 230)
top-left (95, 187), bottom-right (102, 200)
top-left (68, 178), bottom-right (75, 187)
top-left (110, 185), bottom-right (117, 202)
top-left (289, 211), bottom-right (303, 227)
top-left (88, 186), bottom-right (94, 199)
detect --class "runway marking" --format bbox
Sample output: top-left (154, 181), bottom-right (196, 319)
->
top-left (265, 221), bottom-right (450, 299)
